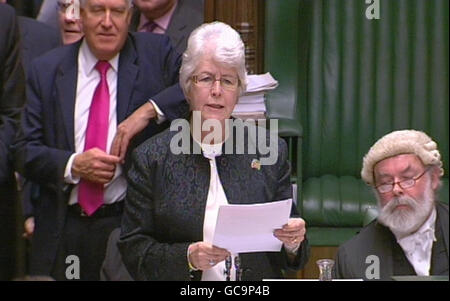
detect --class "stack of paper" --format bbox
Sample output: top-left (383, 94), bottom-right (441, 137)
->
top-left (233, 72), bottom-right (279, 120)
top-left (245, 72), bottom-right (279, 92)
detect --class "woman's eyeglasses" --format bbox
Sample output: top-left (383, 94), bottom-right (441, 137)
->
top-left (192, 73), bottom-right (239, 91)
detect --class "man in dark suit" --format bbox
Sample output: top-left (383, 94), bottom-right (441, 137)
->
top-left (15, 0), bottom-right (187, 280)
top-left (13, 4), bottom-right (63, 274)
top-left (0, 3), bottom-right (26, 281)
top-left (16, 15), bottom-right (60, 238)
top-left (4, 0), bottom-right (82, 244)
top-left (131, 0), bottom-right (203, 54)
top-left (334, 130), bottom-right (449, 280)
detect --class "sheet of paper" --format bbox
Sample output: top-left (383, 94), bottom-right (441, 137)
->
top-left (237, 93), bottom-right (265, 104)
top-left (212, 199), bottom-right (292, 253)
top-left (233, 102), bottom-right (267, 113)
top-left (246, 73), bottom-right (279, 93)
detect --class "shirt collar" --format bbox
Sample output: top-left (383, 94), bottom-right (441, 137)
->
top-left (396, 207), bottom-right (437, 252)
top-left (200, 142), bottom-right (223, 159)
top-left (417, 206), bottom-right (437, 235)
top-left (191, 134), bottom-right (223, 159)
top-left (138, 0), bottom-right (178, 32)
top-left (190, 118), bottom-right (233, 159)
top-left (79, 39), bottom-right (120, 76)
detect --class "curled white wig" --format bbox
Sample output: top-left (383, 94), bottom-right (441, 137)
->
top-left (179, 21), bottom-right (248, 98)
top-left (361, 129), bottom-right (444, 185)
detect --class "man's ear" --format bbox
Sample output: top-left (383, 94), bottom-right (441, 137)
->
top-left (430, 166), bottom-right (441, 191)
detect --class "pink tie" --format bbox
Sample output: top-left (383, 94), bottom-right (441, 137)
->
top-left (78, 61), bottom-right (111, 216)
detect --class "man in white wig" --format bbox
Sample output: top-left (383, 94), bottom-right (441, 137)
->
top-left (334, 130), bottom-right (448, 280)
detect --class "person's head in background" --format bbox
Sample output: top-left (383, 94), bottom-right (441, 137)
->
top-left (80, 0), bottom-right (133, 60)
top-left (133, 0), bottom-right (176, 20)
top-left (1, 0), bottom-right (82, 45)
top-left (179, 21), bottom-right (247, 143)
top-left (57, 0), bottom-right (84, 45)
top-left (361, 130), bottom-right (444, 238)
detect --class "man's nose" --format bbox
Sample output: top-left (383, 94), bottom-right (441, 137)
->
top-left (391, 182), bottom-right (404, 196)
top-left (102, 11), bottom-right (113, 28)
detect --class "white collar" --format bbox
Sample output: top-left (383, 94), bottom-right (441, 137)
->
top-left (417, 206), bottom-right (437, 236)
top-left (192, 134), bottom-right (223, 159)
top-left (190, 119), bottom-right (231, 159)
top-left (200, 142), bottom-right (223, 159)
top-left (396, 207), bottom-right (437, 254)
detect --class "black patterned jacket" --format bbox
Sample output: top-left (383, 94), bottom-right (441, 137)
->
top-left (119, 124), bottom-right (310, 280)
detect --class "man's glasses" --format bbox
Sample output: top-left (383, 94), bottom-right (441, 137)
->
top-left (192, 73), bottom-right (239, 91)
top-left (375, 167), bottom-right (430, 194)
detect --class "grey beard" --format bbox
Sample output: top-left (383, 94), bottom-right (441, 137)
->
top-left (377, 180), bottom-right (435, 237)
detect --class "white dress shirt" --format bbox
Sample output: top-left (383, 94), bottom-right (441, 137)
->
top-left (64, 40), bottom-right (127, 205)
top-left (199, 141), bottom-right (237, 281)
top-left (395, 208), bottom-right (437, 276)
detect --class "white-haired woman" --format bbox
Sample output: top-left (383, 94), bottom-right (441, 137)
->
top-left (118, 21), bottom-right (309, 281)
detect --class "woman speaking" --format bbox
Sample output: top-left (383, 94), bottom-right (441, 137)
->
top-left (118, 21), bottom-right (309, 281)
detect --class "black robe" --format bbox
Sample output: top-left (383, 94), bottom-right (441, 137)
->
top-left (334, 202), bottom-right (449, 280)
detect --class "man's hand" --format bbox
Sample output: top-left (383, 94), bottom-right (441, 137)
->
top-left (110, 102), bottom-right (156, 162)
top-left (273, 217), bottom-right (306, 250)
top-left (188, 242), bottom-right (230, 270)
top-left (23, 216), bottom-right (35, 239)
top-left (72, 148), bottom-right (120, 184)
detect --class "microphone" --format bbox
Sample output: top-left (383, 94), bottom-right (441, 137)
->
top-left (234, 255), bottom-right (242, 281)
top-left (224, 256), bottom-right (232, 281)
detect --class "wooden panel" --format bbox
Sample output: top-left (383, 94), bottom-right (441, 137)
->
top-left (204, 0), bottom-right (265, 74)
top-left (294, 246), bottom-right (339, 279)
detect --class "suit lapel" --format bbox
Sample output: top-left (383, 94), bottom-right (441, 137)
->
top-left (374, 222), bottom-right (395, 279)
top-left (130, 9), bottom-right (141, 31)
top-left (117, 35), bottom-right (139, 123)
top-left (55, 42), bottom-right (81, 151)
top-left (383, 234), bottom-right (395, 279)
top-left (165, 2), bottom-right (187, 51)
top-left (437, 203), bottom-right (449, 258)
